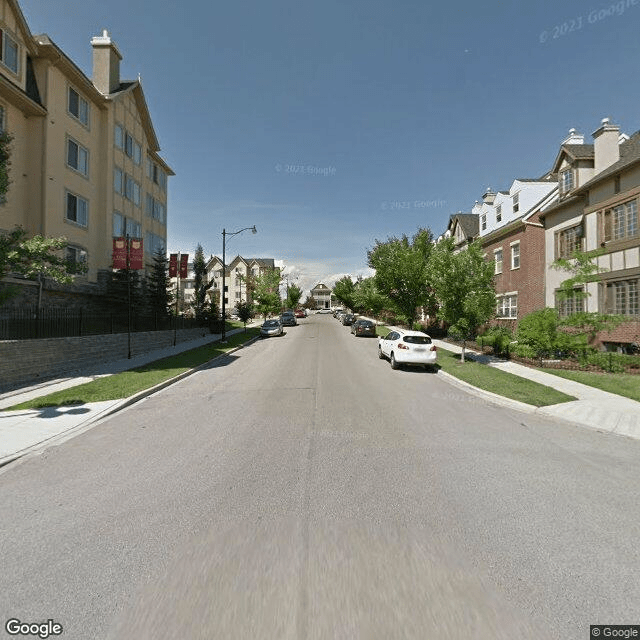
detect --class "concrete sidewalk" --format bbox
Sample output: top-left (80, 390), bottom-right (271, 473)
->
top-left (431, 338), bottom-right (640, 440)
top-left (364, 317), bottom-right (640, 441)
top-left (0, 323), bottom-right (259, 467)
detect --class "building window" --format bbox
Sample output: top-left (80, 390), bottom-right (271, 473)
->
top-left (494, 248), bottom-right (503, 274)
top-left (114, 167), bottom-right (123, 194)
top-left (496, 294), bottom-right (518, 319)
top-left (481, 214), bottom-right (486, 231)
top-left (113, 211), bottom-right (124, 236)
top-left (614, 175), bottom-right (621, 194)
top-left (115, 124), bottom-right (124, 149)
top-left (66, 138), bottom-right (88, 176)
top-left (603, 199), bottom-right (638, 242)
top-left (512, 193), bottom-right (519, 214)
top-left (66, 246), bottom-right (87, 269)
top-left (68, 87), bottom-right (89, 126)
top-left (0, 28), bottom-right (19, 74)
top-left (555, 223), bottom-right (584, 259)
top-left (556, 288), bottom-right (584, 317)
top-left (125, 132), bottom-right (133, 157)
top-left (604, 279), bottom-right (639, 316)
top-left (145, 193), bottom-right (166, 224)
top-left (511, 242), bottom-right (520, 269)
top-left (65, 191), bottom-right (88, 227)
top-left (124, 174), bottom-right (141, 206)
top-left (144, 231), bottom-right (166, 255)
top-left (560, 168), bottom-right (574, 194)
top-left (496, 205), bottom-right (502, 223)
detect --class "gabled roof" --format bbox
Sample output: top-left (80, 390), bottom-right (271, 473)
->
top-left (448, 213), bottom-right (478, 240)
top-left (312, 283), bottom-right (331, 291)
top-left (574, 129), bottom-right (640, 193)
top-left (550, 143), bottom-right (595, 173)
top-left (6, 0), bottom-right (38, 56)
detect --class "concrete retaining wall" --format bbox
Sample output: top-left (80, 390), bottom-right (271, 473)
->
top-left (0, 328), bottom-right (210, 392)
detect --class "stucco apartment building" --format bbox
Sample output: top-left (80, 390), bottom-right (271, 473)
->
top-left (0, 0), bottom-right (172, 306)
top-left (540, 119), bottom-right (640, 350)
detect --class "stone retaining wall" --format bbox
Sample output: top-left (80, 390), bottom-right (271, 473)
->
top-left (0, 327), bottom-right (210, 392)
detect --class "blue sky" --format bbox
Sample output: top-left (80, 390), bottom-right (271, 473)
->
top-left (20, 0), bottom-right (640, 297)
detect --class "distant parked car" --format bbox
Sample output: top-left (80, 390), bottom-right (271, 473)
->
top-left (280, 311), bottom-right (297, 326)
top-left (336, 311), bottom-right (347, 322)
top-left (317, 308), bottom-right (332, 313)
top-left (351, 319), bottom-right (376, 337)
top-left (294, 309), bottom-right (305, 318)
top-left (332, 308), bottom-right (344, 318)
top-left (378, 329), bottom-right (437, 370)
top-left (342, 313), bottom-right (355, 326)
top-left (260, 318), bottom-right (283, 338)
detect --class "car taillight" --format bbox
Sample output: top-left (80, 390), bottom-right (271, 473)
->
top-left (398, 343), bottom-right (409, 350)
top-left (430, 345), bottom-right (437, 351)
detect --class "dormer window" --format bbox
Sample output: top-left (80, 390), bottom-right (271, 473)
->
top-left (560, 168), bottom-right (574, 194)
top-left (496, 205), bottom-right (502, 222)
top-left (512, 193), bottom-right (519, 213)
top-left (481, 214), bottom-right (486, 230)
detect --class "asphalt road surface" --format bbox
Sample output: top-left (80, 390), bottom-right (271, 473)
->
top-left (1, 314), bottom-right (639, 639)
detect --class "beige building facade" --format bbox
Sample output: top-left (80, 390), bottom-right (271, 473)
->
top-left (0, 0), bottom-right (172, 298)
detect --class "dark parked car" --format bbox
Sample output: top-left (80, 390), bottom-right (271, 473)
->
top-left (341, 313), bottom-right (355, 326)
top-left (280, 311), bottom-right (297, 326)
top-left (351, 319), bottom-right (376, 337)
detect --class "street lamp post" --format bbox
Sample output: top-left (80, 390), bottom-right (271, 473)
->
top-left (222, 225), bottom-right (257, 342)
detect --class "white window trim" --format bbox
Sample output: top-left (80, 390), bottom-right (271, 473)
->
top-left (0, 28), bottom-right (19, 75)
top-left (493, 248), bottom-right (503, 275)
top-left (510, 241), bottom-right (520, 270)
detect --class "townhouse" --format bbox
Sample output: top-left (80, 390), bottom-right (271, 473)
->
top-left (310, 283), bottom-right (332, 309)
top-left (540, 119), bottom-right (640, 351)
top-left (0, 0), bottom-right (173, 308)
top-left (474, 180), bottom-right (557, 328)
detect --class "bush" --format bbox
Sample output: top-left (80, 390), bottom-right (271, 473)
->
top-left (478, 327), bottom-right (513, 354)
top-left (511, 343), bottom-right (537, 359)
top-left (515, 308), bottom-right (577, 354)
top-left (585, 352), bottom-right (637, 373)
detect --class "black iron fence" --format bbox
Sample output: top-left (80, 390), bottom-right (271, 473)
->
top-left (0, 307), bottom-right (205, 340)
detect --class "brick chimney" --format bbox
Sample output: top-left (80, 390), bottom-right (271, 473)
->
top-left (91, 30), bottom-right (122, 95)
top-left (592, 118), bottom-right (620, 174)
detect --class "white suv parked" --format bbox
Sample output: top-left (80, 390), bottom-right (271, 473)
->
top-left (378, 329), bottom-right (437, 371)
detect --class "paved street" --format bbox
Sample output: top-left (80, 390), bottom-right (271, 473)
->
top-left (1, 314), bottom-right (639, 639)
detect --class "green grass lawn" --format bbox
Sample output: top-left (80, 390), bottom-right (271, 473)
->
top-left (6, 328), bottom-right (260, 410)
top-left (375, 324), bottom-right (390, 337)
top-left (437, 348), bottom-right (576, 407)
top-left (541, 368), bottom-right (640, 403)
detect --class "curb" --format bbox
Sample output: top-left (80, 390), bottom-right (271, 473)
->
top-left (96, 333), bottom-right (262, 422)
top-left (0, 333), bottom-right (261, 470)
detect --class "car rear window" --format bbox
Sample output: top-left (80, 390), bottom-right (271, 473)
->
top-left (264, 320), bottom-right (279, 327)
top-left (403, 335), bottom-right (432, 344)
top-left (358, 321), bottom-right (373, 327)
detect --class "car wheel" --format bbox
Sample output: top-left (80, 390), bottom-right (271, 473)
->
top-left (378, 345), bottom-right (385, 359)
top-left (390, 352), bottom-right (399, 369)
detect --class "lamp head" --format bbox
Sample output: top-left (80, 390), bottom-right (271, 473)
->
top-left (251, 226), bottom-right (257, 234)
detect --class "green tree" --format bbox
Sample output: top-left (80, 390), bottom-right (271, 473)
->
top-left (191, 243), bottom-right (213, 323)
top-left (236, 300), bottom-right (253, 331)
top-left (0, 226), bottom-right (87, 306)
top-left (332, 276), bottom-right (356, 310)
top-left (552, 248), bottom-right (623, 345)
top-left (352, 277), bottom-right (389, 319)
top-left (285, 283), bottom-right (303, 310)
top-left (302, 295), bottom-right (316, 310)
top-left (252, 268), bottom-right (281, 318)
top-left (146, 248), bottom-right (173, 316)
top-left (427, 237), bottom-right (495, 362)
top-left (367, 228), bottom-right (435, 329)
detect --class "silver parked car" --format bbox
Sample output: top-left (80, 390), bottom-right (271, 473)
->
top-left (260, 318), bottom-right (283, 337)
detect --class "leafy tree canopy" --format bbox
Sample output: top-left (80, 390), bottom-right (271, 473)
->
top-left (367, 227), bottom-right (435, 328)
top-left (332, 276), bottom-right (356, 310)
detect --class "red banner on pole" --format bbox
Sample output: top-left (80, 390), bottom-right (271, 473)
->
top-left (112, 237), bottom-right (127, 269)
top-left (179, 254), bottom-right (189, 278)
top-left (169, 253), bottom-right (178, 278)
top-left (129, 238), bottom-right (144, 270)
